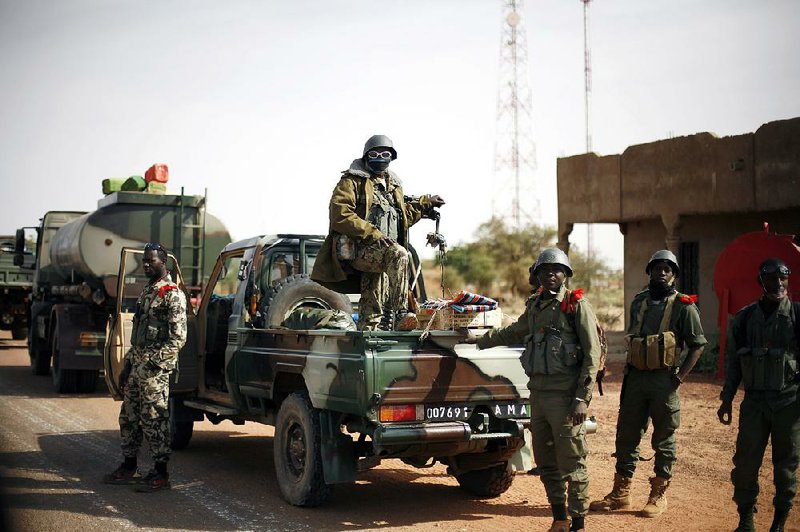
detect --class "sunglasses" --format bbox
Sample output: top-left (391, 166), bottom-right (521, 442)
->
top-left (760, 265), bottom-right (791, 276)
top-left (367, 150), bottom-right (393, 159)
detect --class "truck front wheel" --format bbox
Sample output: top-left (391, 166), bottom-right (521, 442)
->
top-left (273, 391), bottom-right (331, 507)
top-left (455, 462), bottom-right (514, 498)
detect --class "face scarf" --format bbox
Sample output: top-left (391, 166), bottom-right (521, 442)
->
top-left (366, 157), bottom-right (390, 173)
top-left (648, 279), bottom-right (676, 300)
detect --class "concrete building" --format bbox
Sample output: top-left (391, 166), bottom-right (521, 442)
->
top-left (557, 117), bottom-right (800, 340)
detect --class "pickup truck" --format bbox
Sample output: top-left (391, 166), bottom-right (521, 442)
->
top-left (104, 234), bottom-right (531, 507)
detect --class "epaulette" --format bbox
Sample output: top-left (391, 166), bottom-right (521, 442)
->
top-left (560, 288), bottom-right (585, 313)
top-left (158, 284), bottom-right (178, 298)
top-left (677, 293), bottom-right (698, 305)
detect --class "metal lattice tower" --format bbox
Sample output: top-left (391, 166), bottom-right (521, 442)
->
top-left (493, 0), bottom-right (539, 229)
top-left (582, 0), bottom-right (594, 260)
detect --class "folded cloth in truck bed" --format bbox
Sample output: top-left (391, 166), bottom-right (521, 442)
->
top-left (420, 291), bottom-right (498, 313)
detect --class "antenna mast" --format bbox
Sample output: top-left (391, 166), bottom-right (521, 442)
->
top-left (493, 0), bottom-right (538, 229)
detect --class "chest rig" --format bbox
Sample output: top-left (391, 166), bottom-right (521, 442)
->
top-left (625, 293), bottom-right (678, 370)
top-left (520, 294), bottom-right (583, 377)
top-left (735, 302), bottom-right (799, 392)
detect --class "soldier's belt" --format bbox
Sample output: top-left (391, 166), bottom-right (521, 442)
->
top-left (625, 332), bottom-right (677, 370)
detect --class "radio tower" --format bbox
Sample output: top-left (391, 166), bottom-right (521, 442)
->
top-left (582, 0), bottom-right (594, 260)
top-left (493, 0), bottom-right (539, 229)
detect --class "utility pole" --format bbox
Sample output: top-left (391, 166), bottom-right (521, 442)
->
top-left (493, 0), bottom-right (538, 230)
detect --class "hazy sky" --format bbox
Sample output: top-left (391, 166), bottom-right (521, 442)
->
top-left (1, 0), bottom-right (798, 268)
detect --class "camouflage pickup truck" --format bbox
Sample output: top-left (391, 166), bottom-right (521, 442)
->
top-left (104, 234), bottom-right (531, 507)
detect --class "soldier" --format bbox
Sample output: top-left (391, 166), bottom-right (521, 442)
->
top-left (103, 242), bottom-right (187, 492)
top-left (468, 248), bottom-right (600, 532)
top-left (590, 249), bottom-right (706, 518)
top-left (311, 134), bottom-right (444, 331)
top-left (717, 258), bottom-right (799, 532)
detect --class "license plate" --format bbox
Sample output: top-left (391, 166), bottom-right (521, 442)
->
top-left (425, 402), bottom-right (529, 421)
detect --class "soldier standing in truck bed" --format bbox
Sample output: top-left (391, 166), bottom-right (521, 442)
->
top-left (468, 248), bottom-right (600, 532)
top-left (718, 258), bottom-right (799, 532)
top-left (590, 249), bottom-right (706, 518)
top-left (311, 134), bottom-right (444, 331)
top-left (103, 242), bottom-right (187, 492)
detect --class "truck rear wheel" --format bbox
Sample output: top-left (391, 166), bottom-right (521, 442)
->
top-left (11, 325), bottom-right (27, 340)
top-left (273, 391), bottom-right (331, 507)
top-left (76, 370), bottom-right (98, 393)
top-left (455, 462), bottom-right (514, 498)
top-left (30, 334), bottom-right (51, 376)
top-left (260, 275), bottom-right (352, 328)
top-left (51, 328), bottom-right (78, 393)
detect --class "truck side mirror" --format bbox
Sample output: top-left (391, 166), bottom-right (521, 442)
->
top-left (13, 228), bottom-right (25, 266)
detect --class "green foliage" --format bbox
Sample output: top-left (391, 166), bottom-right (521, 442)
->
top-left (438, 217), bottom-right (556, 299)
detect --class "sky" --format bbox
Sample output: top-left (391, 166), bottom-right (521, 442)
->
top-left (1, 0), bottom-right (798, 269)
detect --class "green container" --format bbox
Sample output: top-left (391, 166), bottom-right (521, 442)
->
top-left (102, 178), bottom-right (126, 195)
top-left (120, 175), bottom-right (146, 191)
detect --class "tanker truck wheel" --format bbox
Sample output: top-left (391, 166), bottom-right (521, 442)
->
top-left (51, 327), bottom-right (78, 393)
top-left (30, 333), bottom-right (51, 376)
top-left (260, 275), bottom-right (352, 329)
top-left (455, 462), bottom-right (514, 498)
top-left (76, 370), bottom-right (98, 393)
top-left (11, 325), bottom-right (27, 341)
top-left (273, 391), bottom-right (331, 507)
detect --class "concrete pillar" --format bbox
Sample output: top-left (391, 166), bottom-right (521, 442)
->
top-left (661, 213), bottom-right (682, 252)
top-left (557, 222), bottom-right (574, 254)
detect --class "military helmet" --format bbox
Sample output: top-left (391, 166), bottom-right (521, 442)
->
top-left (363, 134), bottom-right (397, 160)
top-left (758, 257), bottom-right (791, 278)
top-left (645, 249), bottom-right (680, 277)
top-left (533, 247), bottom-right (573, 277)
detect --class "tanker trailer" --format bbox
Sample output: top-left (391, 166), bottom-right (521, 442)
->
top-left (19, 190), bottom-right (230, 393)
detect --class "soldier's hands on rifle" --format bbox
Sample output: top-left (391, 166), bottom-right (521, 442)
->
top-left (429, 195), bottom-right (446, 208)
top-left (717, 400), bottom-right (733, 425)
top-left (118, 359), bottom-right (132, 391)
top-left (571, 399), bottom-right (588, 426)
top-left (376, 235), bottom-right (396, 248)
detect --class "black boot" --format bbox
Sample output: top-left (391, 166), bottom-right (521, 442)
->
top-left (735, 505), bottom-right (755, 532)
top-left (769, 507), bottom-right (790, 532)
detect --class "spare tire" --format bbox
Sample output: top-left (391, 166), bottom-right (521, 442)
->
top-left (259, 274), bottom-right (353, 329)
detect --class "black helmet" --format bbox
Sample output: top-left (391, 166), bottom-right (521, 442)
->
top-left (533, 247), bottom-right (573, 278)
top-left (363, 134), bottom-right (397, 160)
top-left (646, 249), bottom-right (680, 277)
top-left (758, 257), bottom-right (791, 279)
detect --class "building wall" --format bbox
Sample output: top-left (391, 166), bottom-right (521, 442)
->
top-left (623, 209), bottom-right (799, 340)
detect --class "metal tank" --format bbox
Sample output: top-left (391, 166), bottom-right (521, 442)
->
top-left (49, 191), bottom-right (230, 295)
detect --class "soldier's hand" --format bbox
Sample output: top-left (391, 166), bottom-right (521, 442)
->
top-left (429, 195), bottom-right (445, 208)
top-left (376, 236), bottom-right (395, 248)
top-left (571, 399), bottom-right (588, 426)
top-left (717, 400), bottom-right (733, 425)
top-left (118, 360), bottom-right (132, 391)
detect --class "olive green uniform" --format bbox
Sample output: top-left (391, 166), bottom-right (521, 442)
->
top-left (614, 289), bottom-right (706, 479)
top-left (721, 297), bottom-right (800, 512)
top-left (478, 285), bottom-right (600, 518)
top-left (119, 275), bottom-right (187, 464)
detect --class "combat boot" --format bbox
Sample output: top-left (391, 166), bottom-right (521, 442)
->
top-left (589, 473), bottom-right (632, 511)
top-left (640, 476), bottom-right (670, 517)
top-left (769, 506), bottom-right (790, 532)
top-left (734, 505), bottom-right (755, 532)
top-left (547, 520), bottom-right (570, 532)
top-left (394, 310), bottom-right (418, 331)
top-left (103, 463), bottom-right (141, 485)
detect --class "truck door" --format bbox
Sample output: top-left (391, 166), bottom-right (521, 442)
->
top-left (104, 247), bottom-right (199, 400)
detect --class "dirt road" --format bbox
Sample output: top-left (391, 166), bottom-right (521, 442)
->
top-left (0, 332), bottom-right (796, 531)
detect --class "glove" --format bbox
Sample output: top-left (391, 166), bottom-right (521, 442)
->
top-left (118, 360), bottom-right (132, 391)
top-left (429, 195), bottom-right (446, 208)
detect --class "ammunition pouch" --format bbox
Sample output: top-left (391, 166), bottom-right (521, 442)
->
top-left (625, 331), bottom-right (677, 370)
top-left (526, 329), bottom-right (582, 376)
top-left (738, 347), bottom-right (795, 391)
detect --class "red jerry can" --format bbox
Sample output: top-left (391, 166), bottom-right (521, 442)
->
top-left (712, 224), bottom-right (800, 378)
top-left (145, 163), bottom-right (169, 184)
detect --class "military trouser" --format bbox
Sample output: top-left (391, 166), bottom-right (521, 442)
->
top-left (530, 391), bottom-right (590, 517)
top-left (351, 241), bottom-right (409, 331)
top-left (119, 362), bottom-right (172, 463)
top-left (731, 394), bottom-right (800, 511)
top-left (614, 367), bottom-right (680, 479)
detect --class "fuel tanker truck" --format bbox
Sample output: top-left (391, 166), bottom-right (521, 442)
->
top-left (15, 188), bottom-right (230, 393)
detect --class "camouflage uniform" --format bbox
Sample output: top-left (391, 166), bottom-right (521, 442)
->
top-left (614, 289), bottom-right (706, 480)
top-left (721, 297), bottom-right (799, 516)
top-left (119, 274), bottom-right (187, 464)
top-left (311, 158), bottom-right (435, 329)
top-left (477, 285), bottom-right (600, 520)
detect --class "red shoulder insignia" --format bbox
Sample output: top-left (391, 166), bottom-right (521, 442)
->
top-left (678, 294), bottom-right (698, 304)
top-left (158, 284), bottom-right (178, 298)
top-left (560, 288), bottom-right (585, 313)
